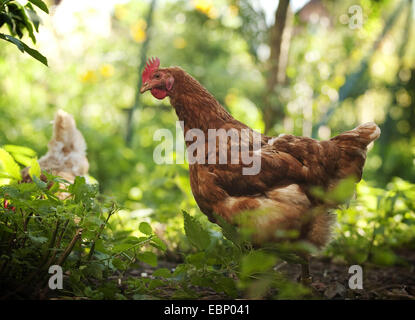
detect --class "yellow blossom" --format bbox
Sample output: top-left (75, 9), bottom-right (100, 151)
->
top-left (130, 19), bottom-right (147, 43)
top-left (193, 0), bottom-right (218, 19)
top-left (80, 70), bottom-right (97, 83)
top-left (225, 92), bottom-right (237, 106)
top-left (228, 5), bottom-right (239, 17)
top-left (114, 5), bottom-right (128, 20)
top-left (100, 64), bottom-right (115, 78)
top-left (174, 37), bottom-right (187, 49)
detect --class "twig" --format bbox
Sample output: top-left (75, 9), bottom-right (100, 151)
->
top-left (55, 228), bottom-right (83, 266)
top-left (45, 219), bottom-right (69, 268)
top-left (39, 220), bottom-right (60, 268)
top-left (87, 205), bottom-right (117, 261)
top-left (37, 228), bottom-right (83, 299)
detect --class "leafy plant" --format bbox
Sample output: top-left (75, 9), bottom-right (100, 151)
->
top-left (0, 0), bottom-right (48, 65)
top-left (0, 146), bottom-right (168, 299)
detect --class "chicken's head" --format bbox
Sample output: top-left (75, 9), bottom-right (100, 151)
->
top-left (140, 57), bottom-right (174, 100)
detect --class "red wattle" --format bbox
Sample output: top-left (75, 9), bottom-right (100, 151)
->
top-left (151, 88), bottom-right (168, 100)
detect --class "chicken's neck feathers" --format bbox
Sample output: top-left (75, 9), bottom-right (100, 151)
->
top-left (168, 68), bottom-right (245, 134)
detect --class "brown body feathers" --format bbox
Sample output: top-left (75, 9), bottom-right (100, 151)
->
top-left (146, 66), bottom-right (381, 248)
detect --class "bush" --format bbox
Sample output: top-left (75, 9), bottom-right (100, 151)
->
top-left (0, 146), bottom-right (166, 299)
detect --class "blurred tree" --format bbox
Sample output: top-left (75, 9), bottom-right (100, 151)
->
top-left (377, 0), bottom-right (415, 184)
top-left (125, 0), bottom-right (157, 146)
top-left (312, 0), bottom-right (408, 138)
top-left (263, 0), bottom-right (291, 134)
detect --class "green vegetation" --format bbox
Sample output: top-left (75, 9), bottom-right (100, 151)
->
top-left (1, 0), bottom-right (414, 299)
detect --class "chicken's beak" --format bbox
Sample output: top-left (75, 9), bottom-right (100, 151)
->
top-left (140, 82), bottom-right (151, 94)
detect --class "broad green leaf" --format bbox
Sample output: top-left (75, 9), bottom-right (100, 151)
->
top-left (15, 4), bottom-right (36, 43)
top-left (183, 210), bottom-right (211, 250)
top-left (24, 2), bottom-right (40, 32)
top-left (311, 176), bottom-right (357, 203)
top-left (28, 234), bottom-right (48, 244)
top-left (216, 276), bottom-right (238, 297)
top-left (0, 148), bottom-right (21, 180)
top-left (186, 252), bottom-right (206, 268)
top-left (85, 264), bottom-right (103, 280)
top-left (328, 176), bottom-right (357, 202)
top-left (28, 0), bottom-right (49, 13)
top-left (139, 221), bottom-right (152, 235)
top-left (151, 235), bottom-right (167, 251)
top-left (240, 251), bottom-right (277, 278)
top-left (0, 34), bottom-right (48, 66)
top-left (152, 268), bottom-right (172, 278)
top-left (112, 242), bottom-right (133, 253)
top-left (0, 172), bottom-right (15, 179)
top-left (137, 251), bottom-right (157, 267)
top-left (4, 145), bottom-right (36, 157)
top-left (28, 158), bottom-right (41, 179)
top-left (213, 213), bottom-right (241, 247)
top-left (11, 154), bottom-right (33, 167)
top-left (148, 279), bottom-right (165, 290)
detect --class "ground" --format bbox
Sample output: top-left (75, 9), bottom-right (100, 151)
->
top-left (122, 249), bottom-right (415, 300)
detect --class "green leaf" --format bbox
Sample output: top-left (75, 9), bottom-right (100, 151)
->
top-left (0, 172), bottom-right (16, 179)
top-left (0, 148), bottom-right (21, 180)
top-left (328, 176), bottom-right (357, 202)
top-left (137, 251), bottom-right (157, 267)
top-left (0, 1), bottom-right (12, 7)
top-left (186, 252), bottom-right (206, 268)
top-left (29, 234), bottom-right (48, 244)
top-left (24, 3), bottom-right (40, 32)
top-left (10, 154), bottom-right (33, 167)
top-left (0, 12), bottom-right (14, 31)
top-left (15, 4), bottom-right (36, 43)
top-left (152, 268), bottom-right (172, 278)
top-left (213, 213), bottom-right (241, 247)
top-left (183, 210), bottom-right (211, 250)
top-left (28, 158), bottom-right (41, 179)
top-left (139, 221), bottom-right (152, 235)
top-left (112, 242), bottom-right (133, 253)
top-left (112, 257), bottom-right (127, 271)
top-left (0, 33), bottom-right (48, 66)
top-left (151, 235), bottom-right (167, 251)
top-left (216, 276), bottom-right (237, 297)
top-left (85, 264), bottom-right (103, 280)
top-left (28, 0), bottom-right (49, 14)
top-left (240, 251), bottom-right (277, 278)
top-left (32, 175), bottom-right (47, 189)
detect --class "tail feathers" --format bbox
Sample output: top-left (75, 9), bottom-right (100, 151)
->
top-left (353, 122), bottom-right (381, 145)
top-left (333, 122), bottom-right (381, 148)
top-left (330, 122), bottom-right (380, 181)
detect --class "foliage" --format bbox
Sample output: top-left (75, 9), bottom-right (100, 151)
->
top-left (327, 178), bottom-right (415, 266)
top-left (0, 147), bottom-right (167, 299)
top-left (0, 0), bottom-right (414, 300)
top-left (0, 0), bottom-right (48, 65)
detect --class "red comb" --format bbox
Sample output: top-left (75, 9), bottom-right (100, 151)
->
top-left (142, 57), bottom-right (160, 83)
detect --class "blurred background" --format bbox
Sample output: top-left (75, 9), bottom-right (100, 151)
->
top-left (1, 0), bottom-right (415, 268)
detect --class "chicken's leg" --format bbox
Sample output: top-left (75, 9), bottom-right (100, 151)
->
top-left (298, 253), bottom-right (312, 285)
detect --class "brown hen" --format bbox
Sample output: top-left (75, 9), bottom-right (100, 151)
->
top-left (140, 58), bottom-right (380, 281)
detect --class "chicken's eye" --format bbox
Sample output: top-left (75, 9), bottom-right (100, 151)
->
top-left (154, 73), bottom-right (160, 79)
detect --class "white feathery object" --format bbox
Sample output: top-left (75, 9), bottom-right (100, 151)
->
top-left (38, 109), bottom-right (89, 182)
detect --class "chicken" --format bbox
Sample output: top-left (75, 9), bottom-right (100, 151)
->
top-left (140, 57), bottom-right (380, 281)
top-left (21, 110), bottom-right (89, 193)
